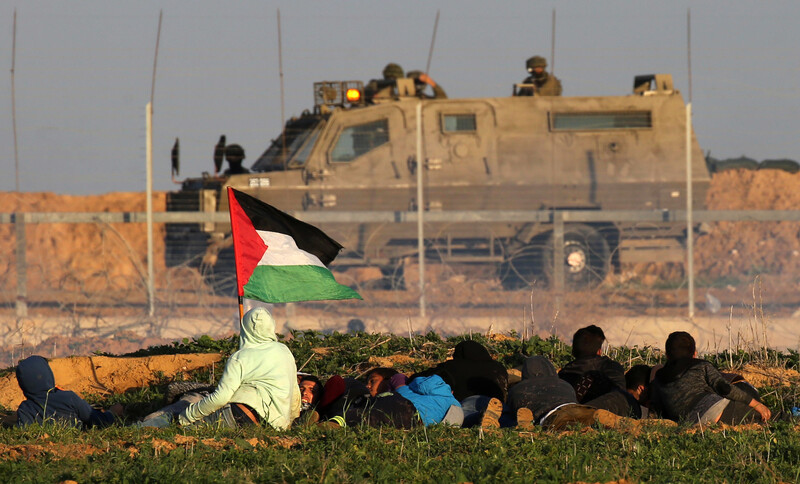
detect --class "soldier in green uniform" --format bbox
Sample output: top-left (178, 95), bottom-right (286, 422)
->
top-left (406, 70), bottom-right (447, 99)
top-left (365, 63), bottom-right (405, 102)
top-left (516, 55), bottom-right (562, 97)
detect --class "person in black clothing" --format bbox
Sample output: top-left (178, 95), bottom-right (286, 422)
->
top-left (412, 340), bottom-right (508, 427)
top-left (507, 355), bottom-right (633, 430)
top-left (650, 331), bottom-right (771, 425)
top-left (16, 355), bottom-right (123, 428)
top-left (558, 325), bottom-right (636, 417)
top-left (625, 364), bottom-right (652, 418)
top-left (222, 144), bottom-right (250, 175)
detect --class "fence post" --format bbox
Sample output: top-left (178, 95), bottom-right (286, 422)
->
top-left (15, 213), bottom-right (27, 318)
top-left (553, 211), bottom-right (565, 293)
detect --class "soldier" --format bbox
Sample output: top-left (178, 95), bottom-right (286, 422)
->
top-left (223, 144), bottom-right (250, 175)
top-left (365, 63), bottom-right (405, 102)
top-left (406, 70), bottom-right (448, 99)
top-left (516, 55), bottom-right (562, 97)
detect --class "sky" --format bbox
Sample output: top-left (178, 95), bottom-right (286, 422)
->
top-left (0, 0), bottom-right (798, 194)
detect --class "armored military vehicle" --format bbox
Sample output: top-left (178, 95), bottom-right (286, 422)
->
top-left (166, 73), bottom-right (710, 290)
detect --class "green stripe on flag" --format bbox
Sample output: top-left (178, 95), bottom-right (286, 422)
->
top-left (242, 265), bottom-right (362, 304)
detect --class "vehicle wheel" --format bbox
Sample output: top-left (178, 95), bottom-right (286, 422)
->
top-left (499, 243), bottom-right (544, 290)
top-left (542, 224), bottom-right (610, 289)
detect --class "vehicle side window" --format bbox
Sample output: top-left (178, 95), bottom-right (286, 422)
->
top-left (330, 119), bottom-right (389, 162)
top-left (442, 114), bottom-right (477, 133)
top-left (550, 112), bottom-right (652, 131)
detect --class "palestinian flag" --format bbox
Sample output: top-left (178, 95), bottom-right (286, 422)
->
top-left (227, 187), bottom-right (362, 303)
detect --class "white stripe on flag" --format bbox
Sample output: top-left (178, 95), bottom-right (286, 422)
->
top-left (256, 230), bottom-right (326, 268)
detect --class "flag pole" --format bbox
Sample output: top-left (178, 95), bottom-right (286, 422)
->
top-left (227, 187), bottom-right (245, 325)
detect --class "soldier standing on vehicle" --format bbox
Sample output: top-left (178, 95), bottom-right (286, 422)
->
top-left (223, 144), bottom-right (250, 175)
top-left (516, 55), bottom-right (562, 97)
top-left (365, 63), bottom-right (405, 102)
top-left (406, 70), bottom-right (448, 99)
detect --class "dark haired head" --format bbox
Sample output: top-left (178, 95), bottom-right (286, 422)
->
top-left (665, 331), bottom-right (696, 360)
top-left (365, 367), bottom-right (399, 381)
top-left (298, 374), bottom-right (322, 387)
top-left (625, 364), bottom-right (652, 391)
top-left (572, 325), bottom-right (606, 358)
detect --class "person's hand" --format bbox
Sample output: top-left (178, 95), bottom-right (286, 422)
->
top-left (749, 399), bottom-right (771, 421)
top-left (417, 73), bottom-right (435, 87)
top-left (389, 373), bottom-right (408, 390)
top-left (108, 403), bottom-right (124, 417)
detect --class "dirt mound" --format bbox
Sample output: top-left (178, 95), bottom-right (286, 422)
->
top-left (0, 353), bottom-right (222, 410)
top-left (0, 191), bottom-right (168, 298)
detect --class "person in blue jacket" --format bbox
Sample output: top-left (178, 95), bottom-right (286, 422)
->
top-left (394, 374), bottom-right (462, 426)
top-left (15, 355), bottom-right (122, 428)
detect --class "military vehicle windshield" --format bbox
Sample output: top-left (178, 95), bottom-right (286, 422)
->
top-left (251, 114), bottom-right (327, 172)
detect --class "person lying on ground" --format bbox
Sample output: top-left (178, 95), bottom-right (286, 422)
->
top-left (650, 331), bottom-right (772, 425)
top-left (294, 373), bottom-right (323, 424)
top-left (317, 369), bottom-right (417, 429)
top-left (393, 373), bottom-right (463, 426)
top-left (15, 355), bottom-right (123, 428)
top-left (137, 307), bottom-right (300, 429)
top-left (625, 364), bottom-right (652, 418)
top-left (557, 325), bottom-right (637, 417)
top-left (506, 355), bottom-right (636, 431)
top-left (412, 340), bottom-right (508, 427)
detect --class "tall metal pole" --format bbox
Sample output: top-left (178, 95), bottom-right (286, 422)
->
top-left (277, 9), bottom-right (286, 164)
top-left (686, 8), bottom-right (695, 319)
top-left (11, 9), bottom-right (19, 192)
top-left (550, 9), bottom-right (556, 75)
top-left (145, 11), bottom-right (162, 318)
top-left (146, 103), bottom-right (155, 317)
top-left (416, 102), bottom-right (426, 318)
top-left (686, 104), bottom-right (694, 319)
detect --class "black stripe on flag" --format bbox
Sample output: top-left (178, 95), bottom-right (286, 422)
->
top-left (230, 188), bottom-right (343, 267)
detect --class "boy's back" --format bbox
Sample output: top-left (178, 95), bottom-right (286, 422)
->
top-left (16, 355), bottom-right (115, 428)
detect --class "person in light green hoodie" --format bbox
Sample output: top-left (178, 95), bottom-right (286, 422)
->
top-left (138, 307), bottom-right (300, 430)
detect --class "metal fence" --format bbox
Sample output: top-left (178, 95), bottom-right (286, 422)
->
top-left (3, 208), bottom-right (800, 362)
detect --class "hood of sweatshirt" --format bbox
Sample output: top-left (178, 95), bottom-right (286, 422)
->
top-left (239, 307), bottom-right (277, 349)
top-left (16, 355), bottom-right (56, 402)
top-left (408, 374), bottom-right (454, 398)
top-left (521, 355), bottom-right (558, 380)
top-left (452, 340), bottom-right (493, 362)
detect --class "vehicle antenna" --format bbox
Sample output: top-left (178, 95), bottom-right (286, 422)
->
top-left (550, 8), bottom-right (556, 75)
top-left (277, 8), bottom-right (287, 169)
top-left (425, 10), bottom-right (440, 75)
top-left (11, 8), bottom-right (19, 191)
top-left (687, 8), bottom-right (692, 103)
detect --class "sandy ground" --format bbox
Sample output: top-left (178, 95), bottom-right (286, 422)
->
top-left (0, 353), bottom-right (222, 410)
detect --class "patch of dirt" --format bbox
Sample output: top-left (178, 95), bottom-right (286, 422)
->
top-left (368, 354), bottom-right (418, 367)
top-left (739, 364), bottom-right (800, 388)
top-left (0, 353), bottom-right (223, 410)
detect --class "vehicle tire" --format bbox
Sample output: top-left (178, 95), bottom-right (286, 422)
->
top-left (499, 243), bottom-right (545, 290)
top-left (542, 224), bottom-right (610, 289)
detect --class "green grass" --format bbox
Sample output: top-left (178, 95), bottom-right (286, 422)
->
top-left (3, 332), bottom-right (800, 482)
top-left (2, 422), bottom-right (800, 483)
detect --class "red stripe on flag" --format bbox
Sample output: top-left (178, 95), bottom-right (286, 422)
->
top-left (227, 187), bottom-right (269, 296)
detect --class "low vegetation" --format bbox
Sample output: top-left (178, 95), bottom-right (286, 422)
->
top-left (3, 331), bottom-right (800, 483)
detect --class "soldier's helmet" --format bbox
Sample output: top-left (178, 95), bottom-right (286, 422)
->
top-left (406, 70), bottom-right (423, 84)
top-left (382, 63), bottom-right (405, 80)
top-left (225, 144), bottom-right (245, 161)
top-left (526, 56), bottom-right (547, 71)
